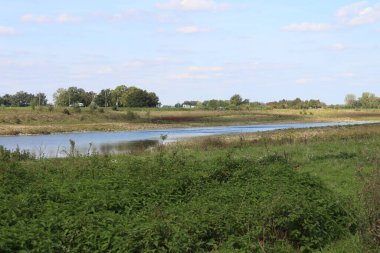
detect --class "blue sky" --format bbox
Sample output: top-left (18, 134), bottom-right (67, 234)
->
top-left (1, 0), bottom-right (380, 104)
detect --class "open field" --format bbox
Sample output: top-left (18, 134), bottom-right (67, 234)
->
top-left (1, 123), bottom-right (380, 252)
top-left (1, 106), bottom-right (380, 135)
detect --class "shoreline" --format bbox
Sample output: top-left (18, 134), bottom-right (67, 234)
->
top-left (0, 118), bottom-right (366, 137)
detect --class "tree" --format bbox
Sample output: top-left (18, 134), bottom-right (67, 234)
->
top-left (120, 87), bottom-right (160, 108)
top-left (230, 94), bottom-right (243, 106)
top-left (344, 94), bottom-right (357, 107)
top-left (1, 94), bottom-right (12, 106)
top-left (54, 88), bottom-right (69, 106)
top-left (112, 85), bottom-right (128, 107)
top-left (95, 89), bottom-right (113, 107)
top-left (53, 87), bottom-right (95, 106)
top-left (35, 93), bottom-right (48, 106)
top-left (82, 91), bottom-right (96, 107)
top-left (146, 92), bottom-right (160, 107)
top-left (359, 92), bottom-right (379, 108)
top-left (12, 91), bottom-right (34, 106)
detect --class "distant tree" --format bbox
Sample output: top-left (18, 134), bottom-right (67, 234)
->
top-left (54, 87), bottom-right (95, 106)
top-left (12, 91), bottom-right (34, 106)
top-left (230, 94), bottom-right (243, 106)
top-left (67, 87), bottom-right (86, 105)
top-left (359, 92), bottom-right (379, 108)
top-left (120, 87), bottom-right (160, 108)
top-left (1, 94), bottom-right (12, 106)
top-left (203, 99), bottom-right (229, 109)
top-left (82, 91), bottom-right (96, 107)
top-left (95, 89), bottom-right (113, 107)
top-left (183, 101), bottom-right (198, 107)
top-left (53, 88), bottom-right (69, 106)
top-left (121, 87), bottom-right (146, 107)
top-left (112, 85), bottom-right (128, 107)
top-left (35, 93), bottom-right (48, 106)
top-left (344, 94), bottom-right (357, 107)
top-left (267, 98), bottom-right (326, 109)
top-left (146, 92), bottom-right (160, 107)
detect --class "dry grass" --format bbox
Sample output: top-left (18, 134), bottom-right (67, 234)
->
top-left (1, 107), bottom-right (380, 135)
top-left (180, 123), bottom-right (380, 149)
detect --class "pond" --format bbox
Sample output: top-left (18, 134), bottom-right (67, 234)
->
top-left (0, 122), bottom-right (374, 158)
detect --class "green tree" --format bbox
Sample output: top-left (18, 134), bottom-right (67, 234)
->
top-left (34, 93), bottom-right (48, 106)
top-left (112, 85), bottom-right (128, 107)
top-left (95, 89), bottom-right (113, 107)
top-left (359, 92), bottom-right (379, 108)
top-left (344, 94), bottom-right (357, 107)
top-left (230, 94), bottom-right (243, 106)
top-left (53, 88), bottom-right (69, 106)
top-left (146, 92), bottom-right (160, 107)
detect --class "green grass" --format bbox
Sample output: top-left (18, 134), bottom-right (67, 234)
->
top-left (1, 124), bottom-right (380, 252)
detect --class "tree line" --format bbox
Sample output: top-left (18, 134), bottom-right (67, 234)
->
top-left (54, 85), bottom-right (160, 108)
top-left (175, 95), bottom-right (326, 110)
top-left (0, 85), bottom-right (160, 108)
top-left (2, 89), bottom-right (379, 110)
top-left (345, 92), bottom-right (380, 108)
top-left (0, 91), bottom-right (48, 107)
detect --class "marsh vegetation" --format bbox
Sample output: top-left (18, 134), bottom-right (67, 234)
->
top-left (1, 124), bottom-right (380, 252)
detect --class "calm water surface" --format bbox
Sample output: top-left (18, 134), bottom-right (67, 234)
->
top-left (0, 122), bottom-right (373, 158)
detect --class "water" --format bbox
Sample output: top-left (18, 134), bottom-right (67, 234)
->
top-left (0, 122), bottom-right (374, 158)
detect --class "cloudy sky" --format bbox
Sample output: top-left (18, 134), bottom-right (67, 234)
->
top-left (1, 0), bottom-right (380, 104)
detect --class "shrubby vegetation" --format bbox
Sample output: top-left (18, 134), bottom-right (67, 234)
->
top-left (0, 85), bottom-right (160, 108)
top-left (345, 92), bottom-right (380, 108)
top-left (0, 91), bottom-right (47, 107)
top-left (54, 85), bottom-right (160, 108)
top-left (0, 147), bottom-right (353, 252)
top-left (177, 94), bottom-right (254, 110)
top-left (1, 122), bottom-right (380, 251)
top-left (266, 98), bottom-right (326, 109)
top-left (176, 96), bottom-right (325, 110)
top-left (3, 88), bottom-right (380, 111)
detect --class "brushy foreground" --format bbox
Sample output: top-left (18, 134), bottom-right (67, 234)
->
top-left (1, 124), bottom-right (380, 252)
top-left (0, 153), bottom-right (353, 252)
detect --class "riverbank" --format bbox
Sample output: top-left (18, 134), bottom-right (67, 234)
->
top-left (1, 107), bottom-right (380, 136)
top-left (1, 123), bottom-right (379, 252)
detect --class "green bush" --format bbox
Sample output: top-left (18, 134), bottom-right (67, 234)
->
top-left (0, 151), bottom-right (353, 252)
top-left (62, 108), bottom-right (70, 115)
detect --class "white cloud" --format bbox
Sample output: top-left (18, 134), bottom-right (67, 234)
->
top-left (57, 14), bottom-right (81, 24)
top-left (349, 4), bottom-right (380, 25)
top-left (189, 66), bottom-right (223, 72)
top-left (0, 26), bottom-right (17, 36)
top-left (177, 26), bottom-right (209, 33)
top-left (21, 14), bottom-right (51, 24)
top-left (21, 13), bottom-right (81, 24)
top-left (336, 1), bottom-right (380, 26)
top-left (157, 0), bottom-right (229, 12)
top-left (336, 1), bottom-right (368, 17)
top-left (284, 1), bottom-right (380, 33)
top-left (283, 23), bottom-right (333, 32)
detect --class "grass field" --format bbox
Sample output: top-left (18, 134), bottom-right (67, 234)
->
top-left (1, 106), bottom-right (380, 135)
top-left (1, 123), bottom-right (380, 252)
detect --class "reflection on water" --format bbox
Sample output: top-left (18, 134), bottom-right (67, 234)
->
top-left (0, 122), bottom-right (376, 158)
top-left (96, 140), bottom-right (160, 155)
